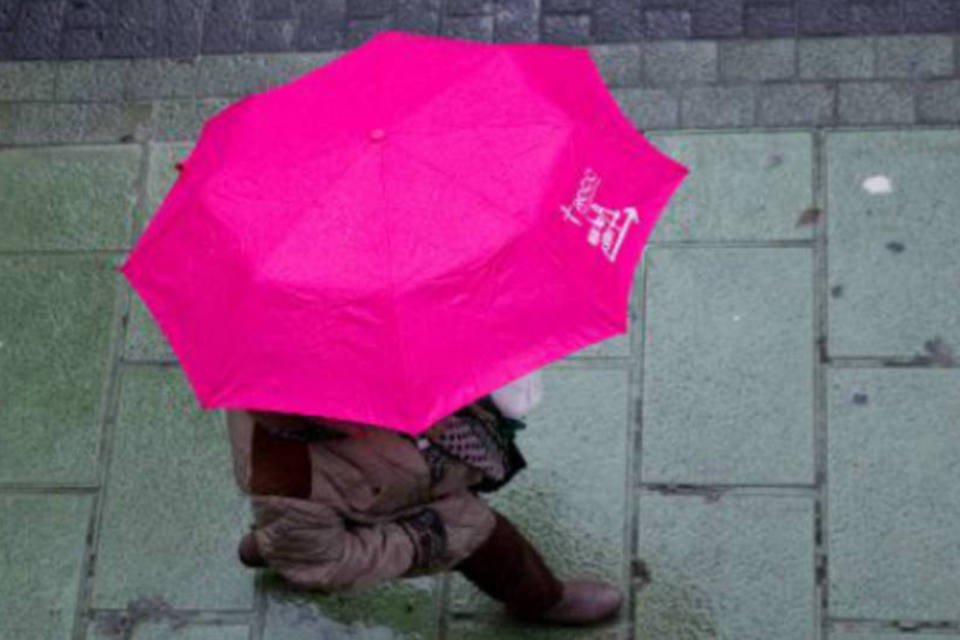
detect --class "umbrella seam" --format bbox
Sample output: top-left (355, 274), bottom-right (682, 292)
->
top-left (386, 142), bottom-right (521, 235)
top-left (387, 46), bottom-right (506, 139)
top-left (379, 140), bottom-right (413, 430)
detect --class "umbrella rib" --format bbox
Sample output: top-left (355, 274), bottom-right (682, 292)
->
top-left (379, 139), bottom-right (412, 429)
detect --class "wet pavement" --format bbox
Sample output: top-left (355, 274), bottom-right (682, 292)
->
top-left (2, 30), bottom-right (959, 640)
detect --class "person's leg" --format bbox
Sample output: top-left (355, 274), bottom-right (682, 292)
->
top-left (238, 421), bottom-right (313, 568)
top-left (452, 510), bottom-right (564, 616)
top-left (453, 509), bottom-right (625, 625)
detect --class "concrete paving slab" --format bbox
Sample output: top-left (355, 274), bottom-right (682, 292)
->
top-left (0, 255), bottom-right (118, 484)
top-left (635, 493), bottom-right (816, 640)
top-left (0, 494), bottom-right (92, 640)
top-left (91, 366), bottom-right (253, 609)
top-left (827, 368), bottom-right (960, 620)
top-left (826, 130), bottom-right (960, 358)
top-left (641, 247), bottom-right (814, 484)
top-left (646, 132), bottom-right (814, 242)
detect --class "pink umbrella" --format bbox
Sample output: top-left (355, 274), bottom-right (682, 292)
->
top-left (119, 30), bottom-right (688, 435)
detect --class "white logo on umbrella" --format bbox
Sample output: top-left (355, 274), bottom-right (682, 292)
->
top-left (560, 168), bottom-right (638, 263)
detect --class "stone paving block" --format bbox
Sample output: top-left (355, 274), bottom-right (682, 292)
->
top-left (544, 0), bottom-right (591, 11)
top-left (395, 0), bottom-right (442, 35)
top-left (719, 39), bottom-right (796, 81)
top-left (196, 54), bottom-right (276, 97)
top-left (447, 0), bottom-right (495, 15)
top-left (680, 85), bottom-right (755, 128)
top-left (61, 28), bottom-right (106, 59)
top-left (449, 367), bottom-right (630, 618)
top-left (0, 61), bottom-right (55, 99)
top-left (758, 83), bottom-right (835, 126)
top-left (646, 131), bottom-right (814, 242)
top-left (254, 0), bottom-right (297, 19)
top-left (0, 31), bottom-right (12, 59)
top-left (745, 4), bottom-right (797, 37)
top-left (692, 0), bottom-right (744, 37)
top-left (344, 17), bottom-right (392, 48)
top-left (837, 82), bottom-right (915, 124)
top-left (10, 102), bottom-right (89, 144)
top-left (91, 366), bottom-right (253, 609)
top-left (828, 369), bottom-right (960, 620)
top-left (202, 0), bottom-right (253, 54)
top-left (0, 494), bottom-right (93, 640)
top-left (917, 80), bottom-right (960, 123)
top-left (848, 2), bottom-right (902, 35)
top-left (262, 574), bottom-right (437, 639)
top-left (826, 130), bottom-right (960, 356)
top-left (167, 0), bottom-right (207, 59)
top-left (593, 0), bottom-right (645, 42)
top-left (830, 633), bottom-right (960, 640)
top-left (0, 145), bottom-right (140, 251)
top-left (495, 0), bottom-right (539, 42)
top-left (90, 622), bottom-right (250, 639)
top-left (903, 0), bottom-right (958, 32)
top-left (139, 141), bottom-right (195, 236)
top-left (799, 37), bottom-right (875, 79)
top-left (611, 88), bottom-right (680, 130)
top-left (641, 248), bottom-right (814, 484)
top-left (441, 15), bottom-right (495, 41)
top-left (295, 0), bottom-right (347, 43)
top-left (149, 98), bottom-right (232, 141)
top-left (645, 8), bottom-right (693, 39)
top-left (0, 255), bottom-right (118, 484)
top-left (254, 51), bottom-right (343, 88)
top-left (249, 18), bottom-right (298, 51)
top-left (0, 0), bottom-right (16, 30)
top-left (62, 0), bottom-right (109, 28)
top-left (799, 0), bottom-right (850, 35)
top-left (101, 22), bottom-right (165, 59)
top-left (84, 102), bottom-right (154, 143)
top-left (643, 41), bottom-right (717, 85)
top-left (13, 0), bottom-right (65, 59)
top-left (126, 58), bottom-right (199, 100)
top-left (875, 35), bottom-right (954, 78)
top-left (348, 0), bottom-right (395, 18)
top-left (589, 44), bottom-right (643, 88)
top-left (56, 60), bottom-right (130, 101)
top-left (542, 13), bottom-right (592, 45)
top-left (0, 101), bottom-right (11, 144)
top-left (635, 494), bottom-right (815, 639)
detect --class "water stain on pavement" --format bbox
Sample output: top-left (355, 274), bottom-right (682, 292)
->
top-left (849, 388), bottom-right (869, 406)
top-left (885, 241), bottom-right (905, 253)
top-left (888, 337), bottom-right (957, 367)
top-left (922, 337), bottom-right (956, 367)
top-left (94, 595), bottom-right (188, 639)
top-left (796, 207), bottom-right (822, 228)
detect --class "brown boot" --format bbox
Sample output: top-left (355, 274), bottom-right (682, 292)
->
top-left (238, 532), bottom-right (267, 568)
top-left (523, 580), bottom-right (623, 626)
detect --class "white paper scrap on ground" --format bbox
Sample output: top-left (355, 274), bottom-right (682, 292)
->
top-left (862, 175), bottom-right (893, 194)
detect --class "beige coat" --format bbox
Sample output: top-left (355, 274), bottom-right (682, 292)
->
top-left (226, 409), bottom-right (498, 594)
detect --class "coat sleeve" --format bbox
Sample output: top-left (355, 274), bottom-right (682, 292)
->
top-left (250, 494), bottom-right (416, 593)
top-left (249, 489), bottom-right (497, 593)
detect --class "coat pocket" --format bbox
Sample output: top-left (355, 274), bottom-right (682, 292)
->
top-left (311, 432), bottom-right (434, 516)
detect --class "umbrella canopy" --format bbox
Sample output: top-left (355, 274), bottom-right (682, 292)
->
top-left (119, 30), bottom-right (688, 435)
